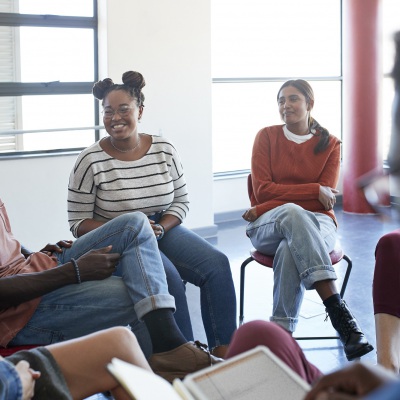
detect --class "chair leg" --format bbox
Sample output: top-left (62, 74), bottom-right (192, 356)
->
top-left (339, 254), bottom-right (353, 299)
top-left (239, 253), bottom-right (353, 341)
top-left (239, 256), bottom-right (254, 326)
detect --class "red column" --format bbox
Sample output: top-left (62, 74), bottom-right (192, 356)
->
top-left (342, 0), bottom-right (383, 213)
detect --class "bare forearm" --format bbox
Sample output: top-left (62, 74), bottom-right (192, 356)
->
top-left (77, 219), bottom-right (105, 237)
top-left (0, 263), bottom-right (77, 309)
top-left (159, 214), bottom-right (181, 233)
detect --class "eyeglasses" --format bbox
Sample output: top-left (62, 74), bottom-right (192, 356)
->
top-left (102, 106), bottom-right (133, 119)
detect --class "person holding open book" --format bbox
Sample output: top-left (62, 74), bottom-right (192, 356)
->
top-left (242, 79), bottom-right (373, 361)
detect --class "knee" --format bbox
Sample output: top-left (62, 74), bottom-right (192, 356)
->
top-left (376, 231), bottom-right (400, 257)
top-left (277, 203), bottom-right (308, 225)
top-left (237, 320), bottom-right (285, 341)
top-left (115, 211), bottom-right (149, 227)
top-left (227, 320), bottom-right (289, 357)
top-left (208, 251), bottom-right (232, 277)
top-left (114, 212), bottom-right (153, 237)
top-left (215, 251), bottom-right (230, 270)
top-left (104, 326), bottom-right (138, 349)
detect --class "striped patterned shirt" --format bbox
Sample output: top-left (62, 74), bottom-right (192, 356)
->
top-left (67, 134), bottom-right (189, 237)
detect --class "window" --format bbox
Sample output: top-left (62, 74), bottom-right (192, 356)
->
top-left (212, 0), bottom-right (400, 175)
top-left (211, 0), bottom-right (342, 174)
top-left (0, 0), bottom-right (98, 155)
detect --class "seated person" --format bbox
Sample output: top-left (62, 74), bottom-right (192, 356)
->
top-left (373, 30), bottom-right (400, 375)
top-left (67, 70), bottom-right (237, 358)
top-left (242, 79), bottom-right (372, 361)
top-left (0, 327), bottom-right (150, 400)
top-left (0, 197), bottom-right (220, 384)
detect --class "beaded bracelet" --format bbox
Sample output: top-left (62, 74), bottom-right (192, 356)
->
top-left (71, 258), bottom-right (81, 284)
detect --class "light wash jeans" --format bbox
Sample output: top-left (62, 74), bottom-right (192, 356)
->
top-left (10, 213), bottom-right (175, 349)
top-left (246, 203), bottom-right (337, 332)
top-left (155, 219), bottom-right (237, 349)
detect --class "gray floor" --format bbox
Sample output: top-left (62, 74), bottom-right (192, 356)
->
top-left (88, 204), bottom-right (399, 398)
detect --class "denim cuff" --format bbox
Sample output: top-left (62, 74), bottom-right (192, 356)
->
top-left (269, 316), bottom-right (298, 333)
top-left (0, 360), bottom-right (23, 400)
top-left (134, 294), bottom-right (176, 320)
top-left (300, 266), bottom-right (337, 290)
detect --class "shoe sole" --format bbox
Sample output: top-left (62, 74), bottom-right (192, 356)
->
top-left (346, 343), bottom-right (374, 361)
top-left (152, 369), bottom-right (186, 383)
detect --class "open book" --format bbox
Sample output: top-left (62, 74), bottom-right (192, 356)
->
top-left (107, 346), bottom-right (311, 400)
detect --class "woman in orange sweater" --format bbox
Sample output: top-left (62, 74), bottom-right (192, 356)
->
top-left (242, 79), bottom-right (373, 361)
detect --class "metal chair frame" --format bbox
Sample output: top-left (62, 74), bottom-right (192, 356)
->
top-left (239, 249), bottom-right (353, 340)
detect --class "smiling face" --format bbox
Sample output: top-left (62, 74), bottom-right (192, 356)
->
top-left (102, 89), bottom-right (143, 140)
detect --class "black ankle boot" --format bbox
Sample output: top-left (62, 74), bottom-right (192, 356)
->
top-left (325, 300), bottom-right (374, 361)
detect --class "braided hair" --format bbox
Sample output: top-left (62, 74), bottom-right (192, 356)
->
top-left (277, 79), bottom-right (331, 154)
top-left (92, 70), bottom-right (146, 107)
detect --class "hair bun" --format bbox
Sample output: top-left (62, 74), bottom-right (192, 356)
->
top-left (92, 78), bottom-right (114, 100)
top-left (122, 71), bottom-right (146, 90)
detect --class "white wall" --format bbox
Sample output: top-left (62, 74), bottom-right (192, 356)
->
top-left (101, 0), bottom-right (216, 230)
top-left (213, 176), bottom-right (249, 218)
top-left (0, 155), bottom-right (77, 249)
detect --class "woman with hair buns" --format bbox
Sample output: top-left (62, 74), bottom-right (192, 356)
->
top-left (67, 71), bottom-right (236, 362)
top-left (242, 79), bottom-right (373, 361)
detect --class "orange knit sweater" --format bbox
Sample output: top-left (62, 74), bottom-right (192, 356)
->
top-left (250, 125), bottom-right (341, 225)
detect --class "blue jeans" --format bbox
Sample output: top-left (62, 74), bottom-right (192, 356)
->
top-left (246, 204), bottom-right (337, 332)
top-left (122, 251), bottom-right (195, 357)
top-left (10, 213), bottom-right (175, 350)
top-left (0, 360), bottom-right (21, 400)
top-left (158, 223), bottom-right (237, 349)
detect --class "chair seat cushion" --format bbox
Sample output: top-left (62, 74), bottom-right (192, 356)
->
top-left (250, 242), bottom-right (344, 268)
top-left (0, 345), bottom-right (39, 357)
top-left (250, 250), bottom-right (274, 267)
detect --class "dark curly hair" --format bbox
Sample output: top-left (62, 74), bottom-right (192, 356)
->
top-left (92, 70), bottom-right (145, 106)
top-left (277, 79), bottom-right (333, 154)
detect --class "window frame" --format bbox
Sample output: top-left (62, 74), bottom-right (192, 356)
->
top-left (212, 77), bottom-right (344, 179)
top-left (211, 0), bottom-right (344, 177)
top-left (0, 1), bottom-right (100, 158)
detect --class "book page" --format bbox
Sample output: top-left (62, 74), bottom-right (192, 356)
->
top-left (107, 358), bottom-right (184, 400)
top-left (183, 346), bottom-right (310, 400)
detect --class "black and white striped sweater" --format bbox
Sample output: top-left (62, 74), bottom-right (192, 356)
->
top-left (67, 134), bottom-right (189, 237)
